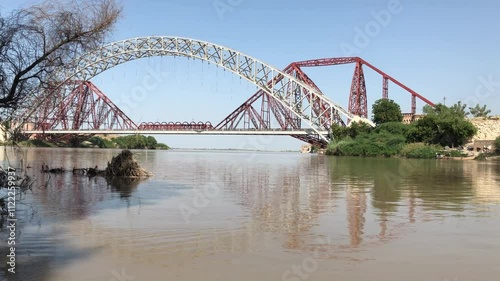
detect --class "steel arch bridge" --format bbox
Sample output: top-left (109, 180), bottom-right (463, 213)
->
top-left (20, 37), bottom-right (372, 140)
top-left (16, 36), bottom-right (434, 147)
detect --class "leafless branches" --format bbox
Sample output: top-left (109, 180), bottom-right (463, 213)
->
top-left (0, 0), bottom-right (122, 116)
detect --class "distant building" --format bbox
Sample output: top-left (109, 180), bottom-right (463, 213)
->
top-left (472, 140), bottom-right (495, 152)
top-left (402, 113), bottom-right (425, 124)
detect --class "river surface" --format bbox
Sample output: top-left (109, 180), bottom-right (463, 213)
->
top-left (1, 147), bottom-right (500, 281)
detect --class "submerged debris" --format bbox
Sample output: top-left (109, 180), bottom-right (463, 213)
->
top-left (39, 150), bottom-right (152, 178)
top-left (41, 164), bottom-right (65, 174)
top-left (72, 166), bottom-right (105, 177)
top-left (105, 150), bottom-right (153, 178)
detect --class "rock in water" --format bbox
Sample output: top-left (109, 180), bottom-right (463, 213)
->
top-left (105, 150), bottom-right (153, 178)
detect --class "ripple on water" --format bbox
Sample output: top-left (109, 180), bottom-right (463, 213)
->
top-left (1, 149), bottom-right (499, 281)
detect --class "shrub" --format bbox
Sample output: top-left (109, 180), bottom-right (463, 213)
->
top-left (374, 122), bottom-right (413, 139)
top-left (400, 143), bottom-right (442, 159)
top-left (27, 139), bottom-right (55, 147)
top-left (474, 153), bottom-right (487, 161)
top-left (446, 150), bottom-right (467, 157)
top-left (495, 136), bottom-right (500, 154)
top-left (155, 143), bottom-right (170, 150)
top-left (88, 136), bottom-right (114, 148)
top-left (326, 132), bottom-right (406, 157)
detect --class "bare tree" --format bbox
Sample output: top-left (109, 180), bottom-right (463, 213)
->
top-left (0, 0), bottom-right (121, 116)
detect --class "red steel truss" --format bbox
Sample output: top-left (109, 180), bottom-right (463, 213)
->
top-left (21, 56), bottom-right (435, 149)
top-left (215, 61), bottom-right (347, 146)
top-left (293, 57), bottom-right (435, 117)
top-left (215, 57), bottom-right (434, 146)
top-left (30, 81), bottom-right (137, 131)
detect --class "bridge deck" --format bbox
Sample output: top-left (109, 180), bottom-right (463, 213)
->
top-left (23, 130), bottom-right (329, 136)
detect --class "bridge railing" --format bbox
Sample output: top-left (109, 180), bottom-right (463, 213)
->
top-left (137, 122), bottom-right (214, 131)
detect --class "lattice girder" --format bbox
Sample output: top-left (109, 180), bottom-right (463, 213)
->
top-left (32, 81), bottom-right (137, 131)
top-left (23, 36), bottom-right (373, 142)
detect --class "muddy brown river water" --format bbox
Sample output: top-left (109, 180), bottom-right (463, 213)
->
top-left (1, 147), bottom-right (499, 281)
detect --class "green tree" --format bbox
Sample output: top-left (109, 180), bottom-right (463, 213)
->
top-left (422, 104), bottom-right (435, 114)
top-left (146, 136), bottom-right (158, 149)
top-left (111, 135), bottom-right (168, 150)
top-left (449, 101), bottom-right (469, 118)
top-left (374, 122), bottom-right (413, 138)
top-left (469, 104), bottom-right (491, 118)
top-left (411, 103), bottom-right (477, 147)
top-left (331, 123), bottom-right (349, 140)
top-left (495, 136), bottom-right (500, 154)
top-left (372, 99), bottom-right (403, 125)
top-left (347, 121), bottom-right (372, 138)
top-left (330, 121), bottom-right (372, 140)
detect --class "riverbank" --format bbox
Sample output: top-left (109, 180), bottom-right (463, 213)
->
top-left (2, 135), bottom-right (170, 150)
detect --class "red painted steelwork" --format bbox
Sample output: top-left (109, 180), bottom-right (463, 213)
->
top-left (291, 57), bottom-right (435, 116)
top-left (138, 122), bottom-right (213, 131)
top-left (31, 80), bottom-right (137, 131)
top-left (25, 57), bottom-right (435, 149)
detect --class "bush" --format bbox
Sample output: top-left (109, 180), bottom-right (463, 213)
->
top-left (326, 131), bottom-right (406, 157)
top-left (23, 139), bottom-right (55, 147)
top-left (155, 143), bottom-right (170, 150)
top-left (495, 136), bottom-right (500, 154)
top-left (111, 135), bottom-right (165, 149)
top-left (331, 121), bottom-right (372, 140)
top-left (446, 150), bottom-right (467, 158)
top-left (400, 143), bottom-right (442, 159)
top-left (90, 135), bottom-right (168, 150)
top-left (374, 122), bottom-right (413, 139)
top-left (474, 153), bottom-right (488, 161)
top-left (88, 137), bottom-right (115, 148)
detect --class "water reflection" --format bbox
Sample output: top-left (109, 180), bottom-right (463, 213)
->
top-left (0, 149), bottom-right (499, 281)
top-left (106, 177), bottom-right (144, 198)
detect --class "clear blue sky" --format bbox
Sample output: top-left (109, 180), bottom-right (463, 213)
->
top-left (2, 0), bottom-right (499, 150)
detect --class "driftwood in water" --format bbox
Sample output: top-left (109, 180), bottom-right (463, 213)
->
top-left (40, 150), bottom-right (152, 178)
top-left (105, 150), bottom-right (152, 178)
top-left (41, 164), bottom-right (65, 174)
top-left (72, 166), bottom-right (106, 177)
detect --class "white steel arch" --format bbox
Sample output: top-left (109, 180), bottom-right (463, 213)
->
top-left (25, 36), bottom-right (374, 141)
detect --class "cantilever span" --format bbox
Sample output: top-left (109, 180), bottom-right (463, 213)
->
top-left (16, 36), bottom-right (437, 148)
top-left (20, 36), bottom-right (374, 144)
top-left (23, 129), bottom-right (329, 136)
